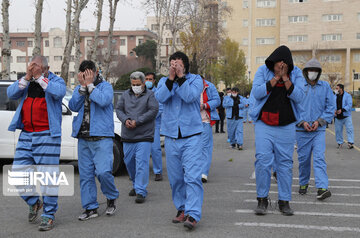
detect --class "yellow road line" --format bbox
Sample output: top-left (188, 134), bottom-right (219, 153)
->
top-left (326, 128), bottom-right (360, 152)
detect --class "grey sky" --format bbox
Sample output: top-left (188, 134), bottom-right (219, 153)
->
top-left (5, 0), bottom-right (147, 32)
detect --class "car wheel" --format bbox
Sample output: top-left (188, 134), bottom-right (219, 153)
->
top-left (112, 138), bottom-right (124, 176)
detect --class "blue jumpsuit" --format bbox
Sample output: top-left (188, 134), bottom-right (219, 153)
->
top-left (334, 91), bottom-right (354, 145)
top-left (223, 95), bottom-right (245, 146)
top-left (150, 86), bottom-right (163, 175)
top-left (296, 80), bottom-right (335, 189)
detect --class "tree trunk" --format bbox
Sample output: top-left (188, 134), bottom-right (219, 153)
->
top-left (103, 0), bottom-right (119, 80)
top-left (74, 9), bottom-right (81, 77)
top-left (1, 0), bottom-right (11, 80)
top-left (32, 0), bottom-right (44, 56)
top-left (89, 0), bottom-right (103, 62)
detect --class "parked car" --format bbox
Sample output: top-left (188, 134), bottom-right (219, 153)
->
top-left (0, 80), bottom-right (125, 175)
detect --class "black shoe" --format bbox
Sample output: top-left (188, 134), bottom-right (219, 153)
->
top-left (201, 174), bottom-right (208, 183)
top-left (38, 216), bottom-right (54, 231)
top-left (129, 188), bottom-right (136, 197)
top-left (317, 189), bottom-right (331, 200)
top-left (254, 197), bottom-right (268, 215)
top-left (184, 216), bottom-right (197, 230)
top-left (78, 209), bottom-right (98, 221)
top-left (237, 144), bottom-right (243, 150)
top-left (29, 199), bottom-right (43, 222)
top-left (215, 130), bottom-right (219, 133)
top-left (278, 200), bottom-right (294, 216)
top-left (155, 173), bottom-right (163, 181)
top-left (230, 144), bottom-right (236, 149)
top-left (135, 194), bottom-right (145, 204)
top-left (337, 143), bottom-right (343, 149)
top-left (299, 184), bottom-right (308, 195)
top-left (106, 199), bottom-right (116, 215)
top-left (348, 143), bottom-right (354, 149)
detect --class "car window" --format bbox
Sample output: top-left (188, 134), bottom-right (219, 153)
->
top-left (113, 91), bottom-right (123, 110)
top-left (0, 85), bottom-right (20, 111)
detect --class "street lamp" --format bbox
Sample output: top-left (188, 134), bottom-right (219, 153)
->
top-left (353, 69), bottom-right (355, 96)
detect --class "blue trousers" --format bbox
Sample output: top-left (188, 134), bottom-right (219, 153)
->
top-left (151, 124), bottom-right (163, 174)
top-left (78, 138), bottom-right (119, 210)
top-left (228, 118), bottom-right (243, 145)
top-left (201, 123), bottom-right (213, 176)
top-left (335, 117), bottom-right (354, 144)
top-left (165, 135), bottom-right (204, 222)
top-left (123, 142), bottom-right (151, 197)
top-left (255, 121), bottom-right (295, 201)
top-left (296, 131), bottom-right (328, 189)
top-left (13, 130), bottom-right (60, 220)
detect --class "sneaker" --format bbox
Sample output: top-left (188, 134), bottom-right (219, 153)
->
top-left (230, 144), bottom-right (236, 149)
top-left (128, 188), bottom-right (136, 197)
top-left (273, 172), bottom-right (277, 183)
top-left (155, 174), bottom-right (163, 181)
top-left (106, 199), bottom-right (116, 216)
top-left (317, 189), bottom-right (331, 200)
top-left (237, 144), bottom-right (243, 150)
top-left (254, 197), bottom-right (268, 215)
top-left (78, 209), bottom-right (98, 221)
top-left (299, 184), bottom-right (309, 195)
top-left (348, 143), bottom-right (354, 149)
top-left (184, 216), bottom-right (197, 230)
top-left (28, 199), bottom-right (43, 222)
top-left (135, 194), bottom-right (145, 204)
top-left (337, 143), bottom-right (343, 149)
top-left (172, 210), bottom-right (186, 223)
top-left (215, 130), bottom-right (219, 133)
top-left (278, 200), bottom-right (294, 216)
top-left (38, 216), bottom-right (54, 231)
top-left (201, 174), bottom-right (208, 183)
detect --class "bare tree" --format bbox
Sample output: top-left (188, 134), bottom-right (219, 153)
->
top-left (89, 0), bottom-right (104, 62)
top-left (74, 0), bottom-right (81, 76)
top-left (1, 0), bottom-right (11, 80)
top-left (60, 0), bottom-right (89, 84)
top-left (32, 0), bottom-right (44, 56)
top-left (102, 0), bottom-right (120, 80)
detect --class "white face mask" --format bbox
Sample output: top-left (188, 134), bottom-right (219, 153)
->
top-left (231, 93), bottom-right (237, 97)
top-left (132, 85), bottom-right (143, 94)
top-left (308, 71), bottom-right (318, 81)
top-left (334, 90), bottom-right (339, 95)
top-left (227, 93), bottom-right (231, 97)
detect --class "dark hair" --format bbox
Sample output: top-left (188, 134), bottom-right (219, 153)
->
top-left (169, 51), bottom-right (190, 74)
top-left (337, 84), bottom-right (344, 90)
top-left (79, 60), bottom-right (96, 72)
top-left (145, 72), bottom-right (156, 79)
top-left (226, 88), bottom-right (232, 91)
top-left (219, 92), bottom-right (224, 97)
top-left (232, 87), bottom-right (240, 92)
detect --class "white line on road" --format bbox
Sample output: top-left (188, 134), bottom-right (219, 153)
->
top-left (232, 190), bottom-right (360, 197)
top-left (293, 178), bottom-right (360, 183)
top-left (243, 183), bottom-right (360, 189)
top-left (243, 199), bottom-right (360, 207)
top-left (234, 222), bottom-right (360, 233)
top-left (235, 209), bottom-right (360, 218)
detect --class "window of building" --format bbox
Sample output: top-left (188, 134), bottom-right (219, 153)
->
top-left (45, 56), bottom-right (49, 62)
top-left (242, 38), bottom-right (248, 46)
top-left (138, 39), bottom-right (144, 45)
top-left (357, 33), bottom-right (360, 39)
top-left (256, 57), bottom-right (267, 64)
top-left (243, 0), bottom-right (249, 8)
top-left (256, 38), bottom-right (275, 45)
top-left (54, 56), bottom-right (62, 61)
top-left (165, 24), bottom-right (171, 30)
top-left (130, 36), bottom-right (134, 41)
top-left (288, 35), bottom-right (308, 42)
top-left (322, 14), bottom-right (343, 22)
top-left (16, 56), bottom-right (26, 63)
top-left (322, 34), bottom-right (342, 41)
top-left (70, 55), bottom-right (75, 62)
top-left (166, 38), bottom-right (172, 44)
top-left (87, 40), bottom-right (92, 46)
top-left (27, 41), bottom-right (33, 47)
top-left (111, 39), bottom-right (117, 44)
top-left (151, 24), bottom-right (159, 31)
top-left (53, 37), bottom-right (62, 48)
top-left (70, 72), bottom-right (75, 78)
top-left (45, 40), bottom-right (49, 47)
top-left (288, 0), bottom-right (308, 2)
top-left (354, 73), bottom-right (359, 81)
top-left (320, 54), bottom-right (341, 63)
top-left (256, 18), bottom-right (276, 27)
top-left (120, 39), bottom-right (126, 46)
top-left (16, 41), bottom-right (25, 47)
top-left (288, 15), bottom-right (308, 23)
top-left (243, 19), bottom-right (248, 27)
top-left (354, 53), bottom-right (360, 62)
top-left (129, 51), bottom-right (134, 56)
top-left (98, 39), bottom-right (104, 45)
top-left (256, 0), bottom-right (276, 8)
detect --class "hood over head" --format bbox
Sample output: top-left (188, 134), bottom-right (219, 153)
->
top-left (265, 45), bottom-right (294, 74)
top-left (303, 58), bottom-right (322, 84)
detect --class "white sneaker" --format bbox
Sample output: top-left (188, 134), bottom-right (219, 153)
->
top-left (201, 174), bottom-right (208, 183)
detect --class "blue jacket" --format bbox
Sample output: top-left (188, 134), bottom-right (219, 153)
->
top-left (222, 95), bottom-right (245, 119)
top-left (7, 71), bottom-right (66, 137)
top-left (151, 86), bottom-right (163, 126)
top-left (69, 80), bottom-right (114, 138)
top-left (296, 80), bottom-right (336, 131)
top-left (337, 91), bottom-right (352, 118)
top-left (249, 65), bottom-right (305, 123)
top-left (203, 80), bottom-right (220, 121)
top-left (155, 73), bottom-right (203, 138)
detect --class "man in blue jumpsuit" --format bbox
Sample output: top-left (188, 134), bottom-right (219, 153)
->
top-left (223, 87), bottom-right (245, 150)
top-left (249, 45), bottom-right (305, 216)
top-left (145, 72), bottom-right (164, 181)
top-left (69, 60), bottom-right (119, 220)
top-left (7, 56), bottom-right (66, 231)
top-left (296, 58), bottom-right (335, 200)
top-left (224, 88), bottom-right (232, 142)
top-left (334, 84), bottom-right (354, 149)
top-left (200, 78), bottom-right (220, 183)
top-left (155, 51), bottom-right (203, 230)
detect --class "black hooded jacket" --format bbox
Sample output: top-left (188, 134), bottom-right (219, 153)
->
top-left (265, 45), bottom-right (294, 75)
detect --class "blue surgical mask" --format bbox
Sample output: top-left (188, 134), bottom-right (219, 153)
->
top-left (145, 81), bottom-right (153, 89)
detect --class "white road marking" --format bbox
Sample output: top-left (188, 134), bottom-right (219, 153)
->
top-left (243, 183), bottom-right (360, 189)
top-left (236, 209), bottom-right (360, 218)
top-left (243, 199), bottom-right (360, 207)
top-left (232, 189), bottom-right (360, 197)
top-left (234, 222), bottom-right (360, 233)
top-left (292, 178), bottom-right (360, 183)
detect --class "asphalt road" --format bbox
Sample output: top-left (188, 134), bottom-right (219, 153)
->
top-left (0, 112), bottom-right (359, 238)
